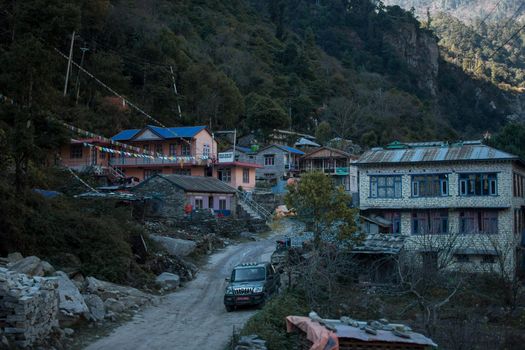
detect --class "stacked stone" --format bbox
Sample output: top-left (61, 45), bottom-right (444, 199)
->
top-left (0, 268), bottom-right (58, 348)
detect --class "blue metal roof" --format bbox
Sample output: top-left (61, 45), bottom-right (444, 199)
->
top-left (112, 125), bottom-right (207, 141)
top-left (357, 140), bottom-right (519, 165)
top-left (112, 128), bottom-right (140, 141)
top-left (279, 145), bottom-right (305, 155)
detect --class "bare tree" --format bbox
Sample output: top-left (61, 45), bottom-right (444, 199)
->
top-left (393, 232), bottom-right (469, 337)
top-left (473, 232), bottom-right (523, 311)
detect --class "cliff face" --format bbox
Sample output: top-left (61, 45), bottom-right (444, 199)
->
top-left (384, 24), bottom-right (440, 96)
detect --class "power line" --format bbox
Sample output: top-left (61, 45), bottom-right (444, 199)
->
top-left (54, 47), bottom-right (169, 128)
top-left (486, 22), bottom-right (525, 62)
top-left (475, 0), bottom-right (504, 32)
top-left (496, 2), bottom-right (524, 35)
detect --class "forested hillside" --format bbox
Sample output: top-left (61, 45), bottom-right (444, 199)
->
top-left (0, 0), bottom-right (515, 145)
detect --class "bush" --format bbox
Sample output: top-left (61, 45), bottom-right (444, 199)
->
top-left (0, 183), bottom-right (152, 286)
top-left (241, 291), bottom-right (309, 350)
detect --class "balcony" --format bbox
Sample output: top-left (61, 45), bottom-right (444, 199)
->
top-left (109, 156), bottom-right (206, 167)
top-left (300, 166), bottom-right (350, 175)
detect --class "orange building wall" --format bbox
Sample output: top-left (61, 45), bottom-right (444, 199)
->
top-left (59, 144), bottom-right (109, 169)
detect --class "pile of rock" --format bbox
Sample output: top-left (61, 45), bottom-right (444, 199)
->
top-left (0, 268), bottom-right (59, 348)
top-left (1, 253), bottom-right (159, 348)
top-left (235, 335), bottom-right (267, 350)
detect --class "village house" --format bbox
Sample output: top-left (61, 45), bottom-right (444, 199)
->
top-left (59, 125), bottom-right (260, 190)
top-left (132, 174), bottom-right (237, 218)
top-left (59, 138), bottom-right (111, 172)
top-left (253, 144), bottom-right (305, 181)
top-left (356, 140), bottom-right (525, 275)
top-left (109, 125), bottom-right (216, 180)
top-left (299, 146), bottom-right (358, 194)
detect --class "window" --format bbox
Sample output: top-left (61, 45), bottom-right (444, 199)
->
top-left (459, 210), bottom-right (498, 234)
top-left (513, 173), bottom-right (525, 198)
top-left (264, 155), bottom-right (275, 166)
top-left (181, 143), bottom-right (190, 156)
top-left (380, 211), bottom-right (401, 234)
top-left (203, 144), bottom-right (210, 158)
top-left (169, 143), bottom-right (177, 156)
top-left (219, 199), bottom-right (227, 210)
top-left (144, 169), bottom-right (160, 179)
top-left (370, 176), bottom-right (402, 198)
top-left (155, 144), bottom-right (163, 155)
top-left (481, 255), bottom-right (495, 264)
top-left (455, 254), bottom-right (470, 263)
top-left (515, 209), bottom-right (525, 235)
top-left (173, 169), bottom-right (191, 176)
top-left (218, 168), bottom-right (231, 183)
top-left (208, 196), bottom-right (214, 209)
top-left (243, 168), bottom-right (250, 183)
top-left (412, 210), bottom-right (448, 235)
top-left (70, 145), bottom-right (83, 159)
top-left (411, 174), bottom-right (448, 197)
top-left (194, 198), bottom-right (203, 209)
top-left (458, 173), bottom-right (497, 196)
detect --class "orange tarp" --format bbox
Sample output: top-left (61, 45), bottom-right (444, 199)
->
top-left (286, 316), bottom-right (339, 350)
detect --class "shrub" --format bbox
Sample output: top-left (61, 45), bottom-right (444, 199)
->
top-left (241, 291), bottom-right (309, 350)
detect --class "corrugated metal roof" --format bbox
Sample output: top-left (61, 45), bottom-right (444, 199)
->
top-left (112, 128), bottom-right (140, 141)
top-left (357, 141), bottom-right (518, 165)
top-left (112, 125), bottom-right (207, 141)
top-left (151, 174), bottom-right (236, 194)
top-left (279, 145), bottom-right (305, 155)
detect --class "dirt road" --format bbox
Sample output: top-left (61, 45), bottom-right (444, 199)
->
top-left (85, 219), bottom-right (302, 350)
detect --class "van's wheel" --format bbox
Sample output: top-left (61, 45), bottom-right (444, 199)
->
top-left (225, 305), bottom-right (234, 312)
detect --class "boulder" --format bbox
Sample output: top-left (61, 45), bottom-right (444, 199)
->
top-left (83, 294), bottom-right (105, 321)
top-left (155, 272), bottom-right (180, 291)
top-left (7, 256), bottom-right (44, 276)
top-left (104, 298), bottom-right (125, 314)
top-left (54, 271), bottom-right (89, 325)
top-left (7, 252), bottom-right (23, 263)
top-left (40, 260), bottom-right (55, 276)
top-left (85, 277), bottom-right (153, 302)
top-left (150, 235), bottom-right (196, 257)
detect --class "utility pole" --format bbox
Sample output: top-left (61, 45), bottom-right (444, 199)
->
top-left (75, 46), bottom-right (89, 104)
top-left (63, 31), bottom-right (76, 97)
top-left (170, 65), bottom-right (183, 119)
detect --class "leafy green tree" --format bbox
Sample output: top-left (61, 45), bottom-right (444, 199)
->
top-left (315, 121), bottom-right (332, 145)
top-left (489, 122), bottom-right (525, 160)
top-left (285, 172), bottom-right (358, 249)
top-left (246, 93), bottom-right (290, 142)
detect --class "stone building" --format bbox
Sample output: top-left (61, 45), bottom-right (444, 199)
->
top-left (133, 174), bottom-right (237, 218)
top-left (356, 140), bottom-right (525, 275)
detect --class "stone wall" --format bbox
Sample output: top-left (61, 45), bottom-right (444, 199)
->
top-left (133, 177), bottom-right (186, 219)
top-left (0, 268), bottom-right (59, 348)
top-left (251, 192), bottom-right (284, 214)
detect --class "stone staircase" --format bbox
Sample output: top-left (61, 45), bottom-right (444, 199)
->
top-left (236, 191), bottom-right (273, 222)
top-left (238, 200), bottom-right (262, 220)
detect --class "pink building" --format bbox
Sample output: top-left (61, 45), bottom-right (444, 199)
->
top-left (59, 125), bottom-right (260, 190)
